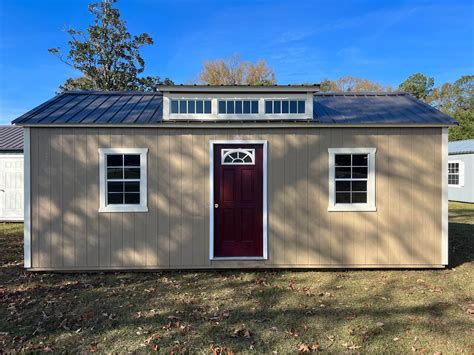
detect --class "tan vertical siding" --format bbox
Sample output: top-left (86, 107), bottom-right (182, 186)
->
top-left (50, 130), bottom-right (63, 267)
top-left (30, 127), bottom-right (445, 270)
top-left (86, 130), bottom-right (99, 267)
top-left (98, 132), bottom-right (112, 267)
top-left (156, 131), bottom-right (171, 266)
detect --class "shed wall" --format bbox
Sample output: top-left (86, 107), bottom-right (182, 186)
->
top-left (448, 153), bottom-right (474, 203)
top-left (29, 127), bottom-right (443, 269)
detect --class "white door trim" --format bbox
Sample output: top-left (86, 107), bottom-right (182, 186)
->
top-left (209, 140), bottom-right (268, 260)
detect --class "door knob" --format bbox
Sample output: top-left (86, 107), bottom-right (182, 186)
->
top-left (214, 203), bottom-right (219, 208)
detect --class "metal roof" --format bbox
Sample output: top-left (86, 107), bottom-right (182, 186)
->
top-left (12, 90), bottom-right (456, 126)
top-left (313, 92), bottom-right (457, 124)
top-left (449, 139), bottom-right (474, 155)
top-left (0, 125), bottom-right (23, 151)
top-left (13, 92), bottom-right (163, 125)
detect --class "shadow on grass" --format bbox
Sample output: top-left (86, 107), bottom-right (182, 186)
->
top-left (1, 220), bottom-right (473, 352)
top-left (0, 268), bottom-right (470, 353)
top-left (448, 222), bottom-right (474, 268)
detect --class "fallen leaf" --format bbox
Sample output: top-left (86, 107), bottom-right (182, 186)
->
top-left (466, 309), bottom-right (474, 314)
top-left (298, 343), bottom-right (310, 353)
top-left (232, 327), bottom-right (251, 338)
top-left (393, 337), bottom-right (400, 341)
top-left (376, 322), bottom-right (385, 327)
top-left (285, 329), bottom-right (298, 338)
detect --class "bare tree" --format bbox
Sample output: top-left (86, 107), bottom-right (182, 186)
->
top-left (199, 54), bottom-right (276, 86)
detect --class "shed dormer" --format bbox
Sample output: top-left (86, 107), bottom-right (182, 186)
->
top-left (159, 85), bottom-right (320, 121)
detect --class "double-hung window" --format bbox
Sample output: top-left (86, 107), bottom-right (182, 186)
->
top-left (328, 148), bottom-right (376, 211)
top-left (448, 160), bottom-right (464, 187)
top-left (99, 148), bottom-right (148, 212)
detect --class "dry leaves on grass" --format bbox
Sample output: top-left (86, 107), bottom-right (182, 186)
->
top-left (285, 328), bottom-right (299, 338)
top-left (343, 342), bottom-right (362, 350)
top-left (231, 326), bottom-right (251, 339)
top-left (210, 344), bottom-right (234, 355)
top-left (298, 342), bottom-right (320, 353)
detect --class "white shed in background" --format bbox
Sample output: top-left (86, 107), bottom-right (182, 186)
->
top-left (0, 126), bottom-right (24, 221)
top-left (448, 139), bottom-right (474, 204)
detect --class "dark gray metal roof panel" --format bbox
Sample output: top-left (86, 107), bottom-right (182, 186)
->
top-left (12, 90), bottom-right (455, 126)
top-left (12, 92), bottom-right (164, 125)
top-left (449, 139), bottom-right (474, 154)
top-left (313, 92), bottom-right (457, 124)
top-left (0, 125), bottom-right (23, 151)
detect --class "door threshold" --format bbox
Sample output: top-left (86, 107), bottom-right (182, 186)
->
top-left (211, 257), bottom-right (267, 261)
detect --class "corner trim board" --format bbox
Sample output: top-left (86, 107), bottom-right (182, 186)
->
top-left (209, 140), bottom-right (268, 261)
top-left (23, 128), bottom-right (31, 268)
top-left (441, 128), bottom-right (448, 265)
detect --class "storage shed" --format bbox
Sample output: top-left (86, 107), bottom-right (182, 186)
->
top-left (448, 139), bottom-right (474, 203)
top-left (12, 86), bottom-right (457, 270)
top-left (0, 125), bottom-right (24, 221)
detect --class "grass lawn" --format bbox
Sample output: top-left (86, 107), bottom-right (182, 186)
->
top-left (0, 203), bottom-right (472, 353)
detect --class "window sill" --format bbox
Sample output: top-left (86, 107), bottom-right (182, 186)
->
top-left (448, 184), bottom-right (462, 188)
top-left (328, 204), bottom-right (376, 212)
top-left (99, 205), bottom-right (148, 213)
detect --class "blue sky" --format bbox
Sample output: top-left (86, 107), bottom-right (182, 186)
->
top-left (0, 0), bottom-right (473, 124)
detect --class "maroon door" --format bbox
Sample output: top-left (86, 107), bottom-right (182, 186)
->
top-left (214, 144), bottom-right (263, 257)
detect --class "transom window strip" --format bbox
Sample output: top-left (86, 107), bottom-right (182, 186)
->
top-left (221, 148), bottom-right (255, 165)
top-left (334, 153), bottom-right (368, 204)
top-left (106, 154), bottom-right (141, 205)
top-left (218, 100), bottom-right (259, 114)
top-left (171, 99), bottom-right (212, 114)
top-left (448, 162), bottom-right (459, 185)
top-left (265, 99), bottom-right (305, 114)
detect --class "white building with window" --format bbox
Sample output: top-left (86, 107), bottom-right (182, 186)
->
top-left (448, 139), bottom-right (474, 203)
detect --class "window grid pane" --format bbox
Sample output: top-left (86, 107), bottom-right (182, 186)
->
top-left (218, 100), bottom-right (258, 114)
top-left (264, 99), bottom-right (305, 114)
top-left (334, 153), bottom-right (369, 204)
top-left (171, 99), bottom-right (211, 115)
top-left (448, 162), bottom-right (460, 185)
top-left (106, 154), bottom-right (141, 205)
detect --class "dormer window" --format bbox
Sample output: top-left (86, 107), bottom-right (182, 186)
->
top-left (265, 100), bottom-right (305, 114)
top-left (218, 100), bottom-right (259, 114)
top-left (162, 86), bottom-right (317, 121)
top-left (170, 99), bottom-right (212, 114)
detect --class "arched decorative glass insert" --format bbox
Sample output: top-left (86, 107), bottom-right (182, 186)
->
top-left (221, 148), bottom-right (255, 165)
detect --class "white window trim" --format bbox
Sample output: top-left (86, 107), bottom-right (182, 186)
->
top-left (98, 148), bottom-right (148, 213)
top-left (163, 93), bottom-right (313, 121)
top-left (448, 160), bottom-right (464, 187)
top-left (221, 148), bottom-right (255, 165)
top-left (328, 148), bottom-right (376, 212)
top-left (209, 140), bottom-right (268, 260)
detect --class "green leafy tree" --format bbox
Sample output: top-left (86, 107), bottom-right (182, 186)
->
top-left (49, 0), bottom-right (172, 92)
top-left (398, 73), bottom-right (434, 101)
top-left (449, 109), bottom-right (474, 141)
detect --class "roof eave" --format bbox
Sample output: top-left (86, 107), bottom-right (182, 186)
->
top-left (157, 85), bottom-right (320, 93)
